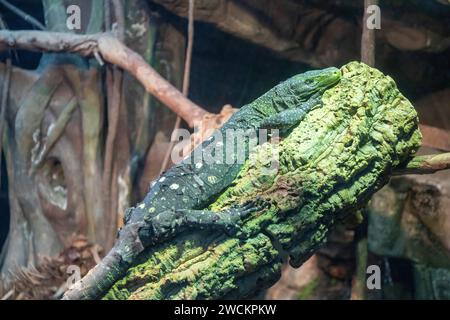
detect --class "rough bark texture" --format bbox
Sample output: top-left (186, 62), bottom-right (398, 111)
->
top-left (103, 62), bottom-right (422, 300)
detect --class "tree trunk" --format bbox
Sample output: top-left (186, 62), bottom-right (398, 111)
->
top-left (0, 0), bottom-right (183, 291)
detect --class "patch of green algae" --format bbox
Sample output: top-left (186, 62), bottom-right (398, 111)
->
top-left (103, 62), bottom-right (422, 300)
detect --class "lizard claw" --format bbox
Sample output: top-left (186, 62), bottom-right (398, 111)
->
top-left (222, 197), bottom-right (270, 238)
top-left (239, 196), bottom-right (269, 216)
top-left (220, 206), bottom-right (250, 237)
top-left (224, 224), bottom-right (245, 238)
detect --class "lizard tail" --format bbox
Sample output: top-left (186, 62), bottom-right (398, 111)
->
top-left (61, 248), bottom-right (128, 300)
top-left (62, 222), bottom-right (146, 299)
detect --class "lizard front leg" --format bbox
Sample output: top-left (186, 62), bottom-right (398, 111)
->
top-left (260, 93), bottom-right (322, 133)
top-left (146, 202), bottom-right (263, 243)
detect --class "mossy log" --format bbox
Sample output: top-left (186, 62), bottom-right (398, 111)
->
top-left (103, 62), bottom-right (422, 300)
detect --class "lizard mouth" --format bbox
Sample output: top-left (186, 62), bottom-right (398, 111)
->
top-left (319, 67), bottom-right (342, 88)
top-left (303, 67), bottom-right (342, 96)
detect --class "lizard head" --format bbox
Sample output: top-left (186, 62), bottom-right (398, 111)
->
top-left (289, 66), bottom-right (341, 98)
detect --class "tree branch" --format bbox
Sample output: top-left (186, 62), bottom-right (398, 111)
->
top-left (361, 0), bottom-right (378, 66)
top-left (393, 153), bottom-right (450, 176)
top-left (160, 0), bottom-right (195, 173)
top-left (0, 30), bottom-right (209, 127)
top-left (0, 0), bottom-right (46, 30)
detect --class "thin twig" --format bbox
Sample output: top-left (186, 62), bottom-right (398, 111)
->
top-left (102, 69), bottom-right (123, 248)
top-left (102, 0), bottom-right (125, 248)
top-left (160, 0), bottom-right (195, 173)
top-left (1, 289), bottom-right (13, 300)
top-left (182, 0), bottom-right (195, 97)
top-left (352, 0), bottom-right (379, 301)
top-left (93, 50), bottom-right (104, 66)
top-left (361, 0), bottom-right (378, 66)
top-left (0, 0), bottom-right (45, 30)
top-left (100, 0), bottom-right (113, 246)
top-left (104, 0), bottom-right (111, 32)
top-left (90, 246), bottom-right (102, 265)
top-left (112, 0), bottom-right (125, 42)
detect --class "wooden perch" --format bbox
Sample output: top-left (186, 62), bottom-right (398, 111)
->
top-left (0, 30), bottom-right (209, 127)
top-left (78, 62), bottom-right (423, 299)
top-left (393, 153), bottom-right (450, 176)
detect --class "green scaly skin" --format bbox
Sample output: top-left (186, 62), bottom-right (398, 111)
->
top-left (62, 67), bottom-right (341, 300)
top-left (104, 62), bottom-right (422, 300)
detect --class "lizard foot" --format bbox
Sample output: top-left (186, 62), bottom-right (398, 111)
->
top-left (224, 197), bottom-right (269, 237)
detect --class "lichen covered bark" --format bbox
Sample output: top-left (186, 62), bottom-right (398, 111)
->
top-left (103, 62), bottom-right (422, 300)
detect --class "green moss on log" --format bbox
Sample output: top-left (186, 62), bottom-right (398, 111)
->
top-left (103, 62), bottom-right (422, 300)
